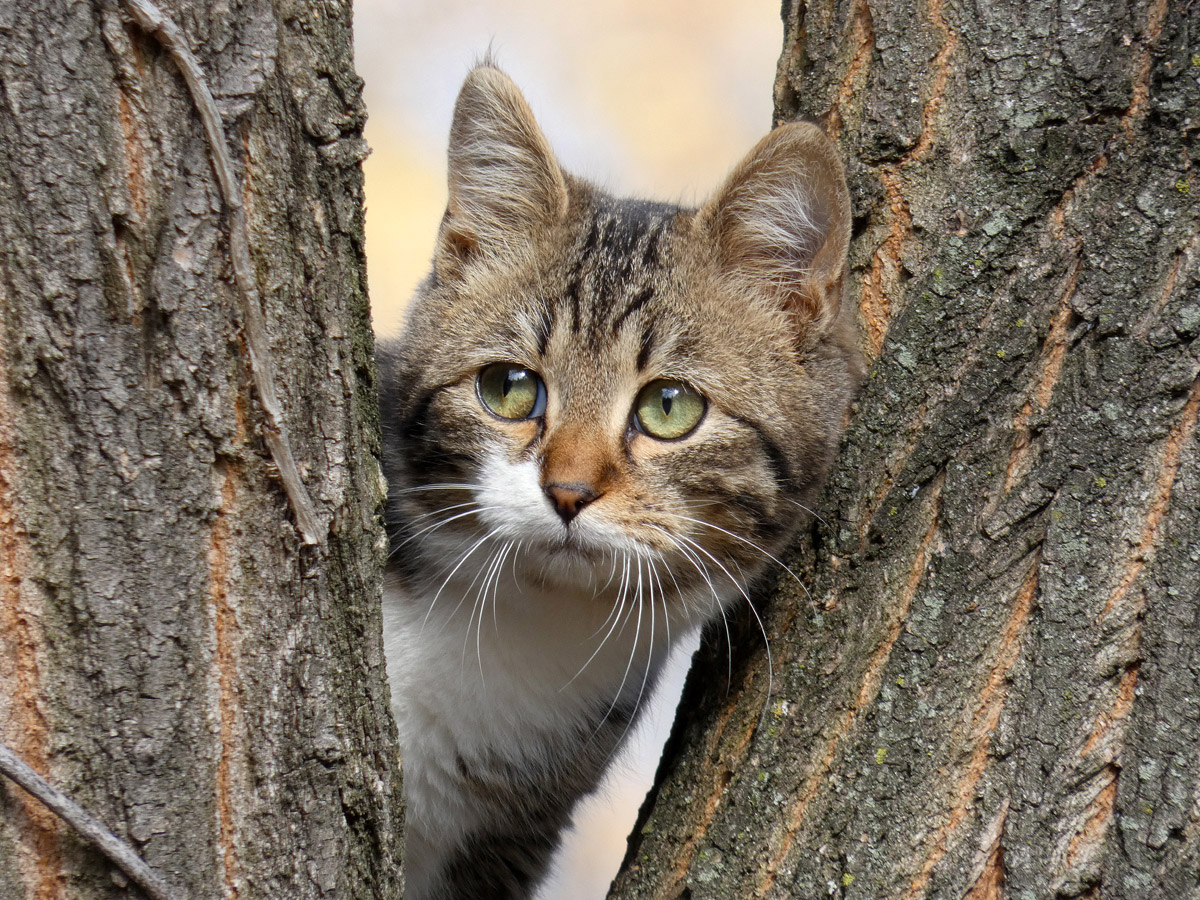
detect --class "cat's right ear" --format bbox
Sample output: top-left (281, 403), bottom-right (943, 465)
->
top-left (699, 122), bottom-right (851, 346)
top-left (437, 64), bottom-right (569, 278)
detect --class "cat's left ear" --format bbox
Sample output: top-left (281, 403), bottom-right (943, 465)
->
top-left (699, 122), bottom-right (851, 343)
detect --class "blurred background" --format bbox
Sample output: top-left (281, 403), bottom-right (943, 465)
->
top-left (353, 2), bottom-right (782, 896)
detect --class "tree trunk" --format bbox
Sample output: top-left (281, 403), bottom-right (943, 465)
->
top-left (612, 1), bottom-right (1199, 898)
top-left (0, 1), bottom-right (402, 898)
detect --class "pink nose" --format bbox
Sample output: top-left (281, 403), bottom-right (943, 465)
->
top-left (544, 482), bottom-right (599, 524)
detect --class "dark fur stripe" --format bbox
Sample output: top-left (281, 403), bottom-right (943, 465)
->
top-left (558, 200), bottom-right (679, 344)
top-left (642, 222), bottom-right (664, 266)
top-left (636, 321), bottom-right (657, 371)
top-left (728, 413), bottom-right (794, 491)
top-left (611, 285), bottom-right (655, 335)
top-left (400, 385), bottom-right (443, 448)
top-left (565, 275), bottom-right (582, 333)
top-left (580, 217), bottom-right (600, 257)
top-left (533, 308), bottom-right (552, 358)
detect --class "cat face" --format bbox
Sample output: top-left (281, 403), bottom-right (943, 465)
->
top-left (379, 66), bottom-right (859, 622)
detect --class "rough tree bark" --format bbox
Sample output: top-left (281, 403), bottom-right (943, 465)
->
top-left (612, 1), bottom-right (1199, 898)
top-left (0, 1), bottom-right (403, 899)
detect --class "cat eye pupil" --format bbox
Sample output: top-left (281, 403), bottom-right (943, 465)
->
top-left (634, 380), bottom-right (705, 441)
top-left (477, 363), bottom-right (546, 421)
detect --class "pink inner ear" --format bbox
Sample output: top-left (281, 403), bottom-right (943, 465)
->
top-left (703, 123), bottom-right (851, 340)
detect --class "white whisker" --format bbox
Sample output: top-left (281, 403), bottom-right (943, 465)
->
top-left (671, 513), bottom-right (812, 603)
top-left (564, 551), bottom-right (631, 691)
top-left (651, 525), bottom-right (734, 690)
top-left (404, 500), bottom-right (480, 526)
top-left (460, 543), bottom-right (505, 680)
top-left (674, 531), bottom-right (774, 711)
top-left (598, 551), bottom-right (664, 768)
top-left (390, 482), bottom-right (476, 496)
top-left (392, 504), bottom-right (504, 555)
top-left (471, 541), bottom-right (512, 689)
top-left (782, 496), bottom-right (829, 528)
top-left (493, 541), bottom-right (517, 633)
top-left (602, 555), bottom-right (645, 728)
top-left (420, 526), bottom-right (504, 633)
top-left (648, 557), bottom-right (671, 654)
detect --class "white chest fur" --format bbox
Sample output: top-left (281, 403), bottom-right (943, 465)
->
top-left (383, 561), bottom-right (686, 896)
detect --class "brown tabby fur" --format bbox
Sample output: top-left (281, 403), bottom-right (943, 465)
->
top-left (378, 63), bottom-right (861, 900)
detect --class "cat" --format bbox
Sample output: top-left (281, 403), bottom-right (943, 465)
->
top-left (377, 63), bottom-right (860, 900)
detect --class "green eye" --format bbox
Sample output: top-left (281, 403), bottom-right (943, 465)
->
top-left (477, 363), bottom-right (546, 420)
top-left (633, 380), bottom-right (706, 440)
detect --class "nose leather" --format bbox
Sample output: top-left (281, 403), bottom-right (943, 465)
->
top-left (544, 482), bottom-right (600, 525)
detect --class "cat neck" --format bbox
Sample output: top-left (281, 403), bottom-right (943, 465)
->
top-left (384, 553), bottom-right (689, 703)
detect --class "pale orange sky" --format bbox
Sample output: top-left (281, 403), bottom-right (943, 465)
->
top-left (357, 0), bottom-right (781, 330)
top-left (353, 3), bottom-right (782, 897)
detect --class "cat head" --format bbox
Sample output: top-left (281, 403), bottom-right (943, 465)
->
top-left (380, 64), bottom-right (860, 622)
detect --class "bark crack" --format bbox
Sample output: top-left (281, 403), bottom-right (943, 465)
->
top-left (209, 465), bottom-right (243, 900)
top-left (901, 550), bottom-right (1039, 900)
top-left (962, 799), bottom-right (1009, 900)
top-left (114, 85), bottom-right (149, 221)
top-left (0, 328), bottom-right (62, 900)
top-left (757, 472), bottom-right (945, 897)
top-left (1045, 0), bottom-right (1171, 247)
top-left (119, 0), bottom-right (323, 545)
top-left (1051, 765), bottom-right (1121, 895)
top-left (1135, 230), bottom-right (1199, 338)
top-left (825, 0), bottom-right (875, 139)
top-left (1004, 253), bottom-right (1082, 491)
top-left (1080, 665), bottom-right (1139, 761)
top-left (854, 399), bottom-right (932, 546)
top-left (1120, 0), bottom-right (1170, 137)
top-left (1100, 375), bottom-right (1200, 621)
top-left (859, 0), bottom-right (959, 359)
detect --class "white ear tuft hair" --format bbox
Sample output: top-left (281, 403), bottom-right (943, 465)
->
top-left (700, 122), bottom-right (851, 341)
top-left (438, 64), bottom-right (568, 272)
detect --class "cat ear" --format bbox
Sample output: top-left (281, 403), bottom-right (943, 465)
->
top-left (438, 64), bottom-right (569, 272)
top-left (699, 122), bottom-right (851, 341)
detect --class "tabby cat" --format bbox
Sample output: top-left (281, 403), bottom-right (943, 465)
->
top-left (378, 63), bottom-right (860, 900)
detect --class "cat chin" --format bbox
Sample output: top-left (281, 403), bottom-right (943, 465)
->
top-left (511, 536), bottom-right (648, 592)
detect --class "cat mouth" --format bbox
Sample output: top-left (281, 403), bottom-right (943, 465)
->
top-left (526, 526), bottom-right (645, 569)
top-left (541, 532), bottom-right (602, 561)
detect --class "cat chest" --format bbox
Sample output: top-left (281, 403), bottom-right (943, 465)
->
top-left (381, 578), bottom-right (648, 768)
